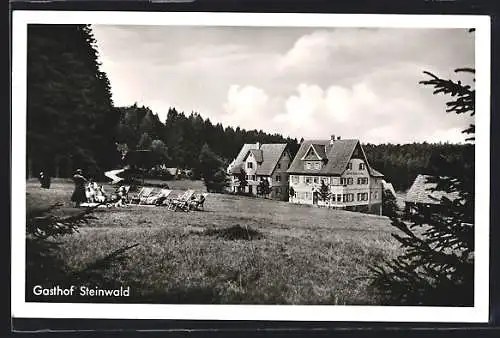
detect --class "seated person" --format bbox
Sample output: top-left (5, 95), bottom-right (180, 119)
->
top-left (85, 186), bottom-right (95, 203)
top-left (95, 185), bottom-right (106, 203)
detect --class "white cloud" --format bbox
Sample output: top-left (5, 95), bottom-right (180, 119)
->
top-left (222, 85), bottom-right (276, 130)
top-left (92, 25), bottom-right (475, 144)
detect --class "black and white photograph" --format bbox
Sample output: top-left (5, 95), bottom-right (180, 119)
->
top-left (11, 12), bottom-right (490, 322)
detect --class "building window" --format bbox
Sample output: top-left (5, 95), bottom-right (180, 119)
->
top-left (374, 191), bottom-right (378, 199)
top-left (313, 177), bottom-right (318, 184)
top-left (337, 194), bottom-right (342, 202)
top-left (305, 163), bottom-right (311, 170)
top-left (247, 162), bottom-right (253, 169)
top-left (340, 178), bottom-right (347, 185)
top-left (276, 174), bottom-right (281, 182)
top-left (305, 176), bottom-right (312, 184)
top-left (347, 178), bottom-right (353, 185)
top-left (314, 162), bottom-right (320, 170)
top-left (246, 175), bottom-right (250, 180)
top-left (292, 175), bottom-right (299, 184)
top-left (252, 175), bottom-right (256, 181)
top-left (347, 162), bottom-right (352, 170)
top-left (359, 163), bottom-right (365, 170)
top-left (356, 193), bottom-right (367, 201)
top-left (277, 163), bottom-right (281, 169)
top-left (349, 193), bottom-right (354, 202)
top-left (357, 177), bottom-right (368, 185)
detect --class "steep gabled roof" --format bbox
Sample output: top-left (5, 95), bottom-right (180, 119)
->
top-left (287, 139), bottom-right (383, 177)
top-left (312, 144), bottom-right (327, 159)
top-left (256, 144), bottom-right (288, 176)
top-left (248, 149), bottom-right (263, 163)
top-left (230, 163), bottom-right (244, 174)
top-left (301, 143), bottom-right (326, 160)
top-left (229, 143), bottom-right (287, 176)
top-left (234, 143), bottom-right (258, 164)
top-left (405, 174), bottom-right (459, 205)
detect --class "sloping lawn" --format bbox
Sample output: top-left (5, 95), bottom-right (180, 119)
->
top-left (25, 179), bottom-right (401, 305)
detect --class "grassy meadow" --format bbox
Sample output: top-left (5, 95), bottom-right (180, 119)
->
top-left (26, 178), bottom-right (403, 305)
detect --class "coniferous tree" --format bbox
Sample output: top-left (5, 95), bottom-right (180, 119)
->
top-left (382, 189), bottom-right (399, 218)
top-left (257, 178), bottom-right (271, 198)
top-left (369, 57), bottom-right (475, 306)
top-left (318, 180), bottom-right (331, 206)
top-left (27, 24), bottom-right (119, 178)
top-left (235, 168), bottom-right (248, 193)
top-left (137, 132), bottom-right (153, 150)
top-left (198, 143), bottom-right (229, 193)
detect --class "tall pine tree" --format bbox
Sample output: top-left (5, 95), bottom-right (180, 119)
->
top-left (369, 52), bottom-right (475, 305)
top-left (27, 24), bottom-right (120, 178)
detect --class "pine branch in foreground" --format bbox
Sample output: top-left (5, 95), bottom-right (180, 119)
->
top-left (368, 43), bottom-right (475, 306)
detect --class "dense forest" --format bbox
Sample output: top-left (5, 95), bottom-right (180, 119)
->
top-left (26, 24), bottom-right (474, 192)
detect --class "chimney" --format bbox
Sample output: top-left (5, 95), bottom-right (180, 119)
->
top-left (337, 136), bottom-right (341, 140)
top-left (330, 135), bottom-right (335, 145)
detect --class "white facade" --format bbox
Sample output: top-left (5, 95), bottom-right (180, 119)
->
top-left (289, 158), bottom-right (382, 213)
top-left (229, 144), bottom-right (291, 199)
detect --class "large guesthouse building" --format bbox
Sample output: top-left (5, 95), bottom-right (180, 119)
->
top-left (287, 135), bottom-right (384, 215)
top-left (227, 143), bottom-right (292, 200)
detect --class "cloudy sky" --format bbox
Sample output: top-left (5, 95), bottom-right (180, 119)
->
top-left (91, 25), bottom-right (475, 144)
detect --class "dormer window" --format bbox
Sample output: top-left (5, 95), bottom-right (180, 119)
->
top-left (347, 162), bottom-right (352, 170)
top-left (247, 162), bottom-right (253, 169)
top-left (359, 163), bottom-right (365, 170)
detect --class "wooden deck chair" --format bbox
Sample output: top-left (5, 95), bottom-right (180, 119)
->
top-left (130, 187), bottom-right (150, 204)
top-left (168, 189), bottom-right (195, 211)
top-left (188, 193), bottom-right (207, 211)
top-left (155, 189), bottom-right (173, 206)
top-left (137, 187), bottom-right (155, 205)
top-left (144, 188), bottom-right (172, 206)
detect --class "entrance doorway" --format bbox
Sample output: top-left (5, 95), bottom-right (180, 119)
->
top-left (313, 191), bottom-right (318, 205)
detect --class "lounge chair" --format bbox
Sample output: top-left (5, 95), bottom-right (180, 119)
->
top-left (168, 189), bottom-right (196, 211)
top-left (142, 189), bottom-right (172, 206)
top-left (130, 187), bottom-right (153, 204)
top-left (188, 193), bottom-right (207, 211)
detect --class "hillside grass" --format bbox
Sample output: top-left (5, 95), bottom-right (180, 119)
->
top-left (25, 179), bottom-right (402, 305)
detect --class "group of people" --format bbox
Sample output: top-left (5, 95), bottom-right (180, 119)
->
top-left (86, 180), bottom-right (107, 203)
top-left (71, 169), bottom-right (127, 207)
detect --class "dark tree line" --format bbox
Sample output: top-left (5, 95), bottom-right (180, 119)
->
top-left (114, 106), bottom-right (302, 176)
top-left (363, 142), bottom-right (473, 191)
top-left (27, 24), bottom-right (121, 180)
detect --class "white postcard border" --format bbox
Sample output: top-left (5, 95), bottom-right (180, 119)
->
top-left (11, 11), bottom-right (491, 322)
